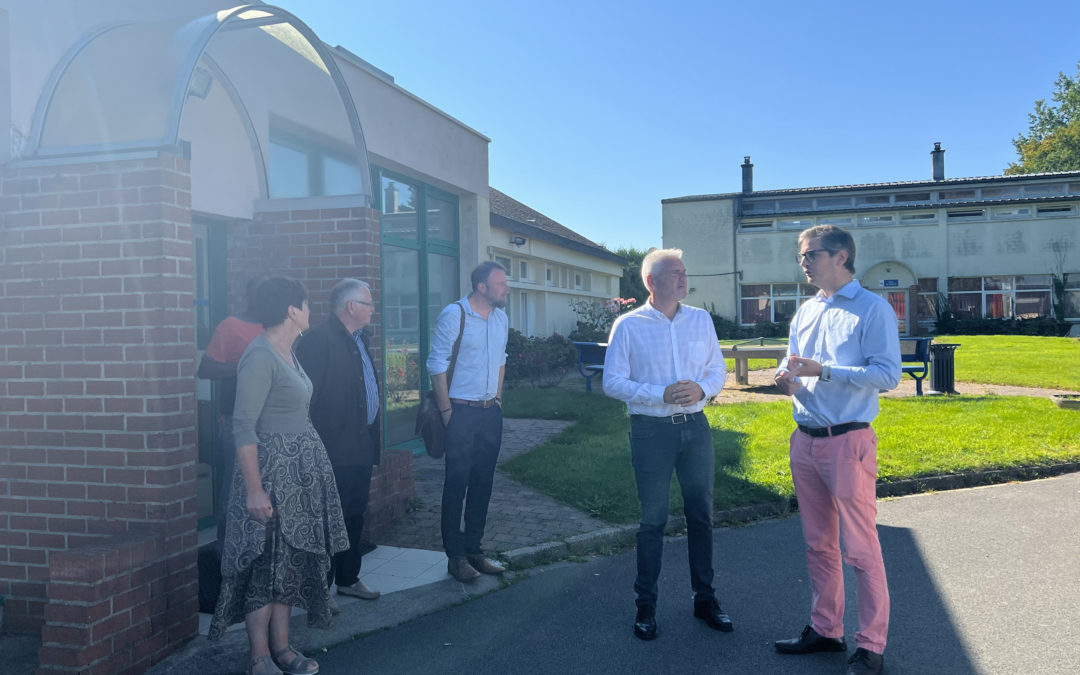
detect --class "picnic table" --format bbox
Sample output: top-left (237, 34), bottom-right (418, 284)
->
top-left (721, 338), bottom-right (788, 386)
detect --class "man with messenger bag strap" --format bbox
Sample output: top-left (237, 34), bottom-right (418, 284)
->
top-left (426, 262), bottom-right (509, 583)
top-left (415, 303), bottom-right (465, 459)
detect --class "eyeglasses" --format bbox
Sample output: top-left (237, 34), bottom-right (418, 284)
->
top-left (349, 299), bottom-right (374, 308)
top-left (795, 248), bottom-right (834, 264)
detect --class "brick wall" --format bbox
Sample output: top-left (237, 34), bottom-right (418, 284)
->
top-left (0, 152), bottom-right (199, 670)
top-left (363, 448), bottom-right (415, 539)
top-left (227, 205), bottom-right (415, 526)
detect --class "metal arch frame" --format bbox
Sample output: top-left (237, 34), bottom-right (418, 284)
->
top-left (24, 4), bottom-right (372, 206)
top-left (190, 53), bottom-right (269, 201)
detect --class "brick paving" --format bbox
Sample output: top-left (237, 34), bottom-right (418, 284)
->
top-left (379, 418), bottom-right (611, 553)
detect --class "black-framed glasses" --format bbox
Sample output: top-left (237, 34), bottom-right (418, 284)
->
top-left (796, 248), bottom-right (834, 264)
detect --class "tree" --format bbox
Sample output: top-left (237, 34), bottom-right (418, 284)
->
top-left (614, 246), bottom-right (648, 306)
top-left (1006, 62), bottom-right (1080, 174)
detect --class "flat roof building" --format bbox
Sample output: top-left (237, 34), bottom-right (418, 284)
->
top-left (663, 146), bottom-right (1080, 334)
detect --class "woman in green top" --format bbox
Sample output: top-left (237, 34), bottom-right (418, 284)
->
top-left (209, 277), bottom-right (348, 675)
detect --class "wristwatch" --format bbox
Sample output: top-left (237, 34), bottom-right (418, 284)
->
top-left (820, 364), bottom-right (831, 382)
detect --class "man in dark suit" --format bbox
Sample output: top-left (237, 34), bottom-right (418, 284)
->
top-left (296, 278), bottom-right (382, 600)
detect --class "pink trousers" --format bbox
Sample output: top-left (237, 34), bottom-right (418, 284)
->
top-left (790, 426), bottom-right (889, 654)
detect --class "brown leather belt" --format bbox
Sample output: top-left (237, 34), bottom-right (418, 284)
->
top-left (450, 397), bottom-right (499, 408)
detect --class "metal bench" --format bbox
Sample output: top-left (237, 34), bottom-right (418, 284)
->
top-left (900, 336), bottom-right (932, 396)
top-left (571, 341), bottom-right (607, 392)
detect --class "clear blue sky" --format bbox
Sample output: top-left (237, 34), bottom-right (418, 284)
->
top-left (273, 0), bottom-right (1080, 251)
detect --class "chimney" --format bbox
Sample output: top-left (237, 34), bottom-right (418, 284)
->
top-left (931, 142), bottom-right (945, 181)
top-left (741, 155), bottom-right (753, 193)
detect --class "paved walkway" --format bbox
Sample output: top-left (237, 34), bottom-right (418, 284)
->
top-left (380, 417), bottom-right (609, 553)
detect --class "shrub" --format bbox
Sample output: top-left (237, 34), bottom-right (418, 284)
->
top-left (567, 297), bottom-right (636, 342)
top-left (505, 330), bottom-right (577, 388)
top-left (934, 315), bottom-right (1070, 336)
top-left (708, 306), bottom-right (788, 340)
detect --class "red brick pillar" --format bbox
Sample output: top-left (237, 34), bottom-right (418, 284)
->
top-left (0, 151), bottom-right (199, 672)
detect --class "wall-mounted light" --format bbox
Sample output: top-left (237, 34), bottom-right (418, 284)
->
top-left (188, 67), bottom-right (213, 100)
top-left (510, 235), bottom-right (527, 247)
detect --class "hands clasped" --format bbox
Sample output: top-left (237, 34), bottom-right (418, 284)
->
top-left (663, 380), bottom-right (704, 407)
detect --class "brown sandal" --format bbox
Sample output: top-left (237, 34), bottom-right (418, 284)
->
top-left (250, 654), bottom-right (283, 675)
top-left (272, 645), bottom-right (319, 675)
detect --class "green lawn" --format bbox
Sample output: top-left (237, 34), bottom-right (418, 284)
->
top-left (936, 335), bottom-right (1080, 390)
top-left (730, 334), bottom-right (1080, 391)
top-left (501, 389), bottom-right (1080, 524)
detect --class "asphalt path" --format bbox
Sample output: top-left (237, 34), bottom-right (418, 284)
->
top-left (317, 473), bottom-right (1079, 674)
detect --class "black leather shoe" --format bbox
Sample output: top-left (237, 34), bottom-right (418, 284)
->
top-left (693, 597), bottom-right (734, 632)
top-left (633, 606), bottom-right (657, 641)
top-left (774, 624), bottom-right (847, 654)
top-left (846, 648), bottom-right (883, 675)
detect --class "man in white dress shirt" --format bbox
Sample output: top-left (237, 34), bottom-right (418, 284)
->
top-left (603, 248), bottom-right (730, 641)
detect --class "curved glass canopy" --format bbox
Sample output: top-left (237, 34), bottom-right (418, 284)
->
top-left (28, 4), bottom-right (371, 202)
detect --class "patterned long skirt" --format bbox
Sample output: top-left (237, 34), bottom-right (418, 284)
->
top-left (208, 430), bottom-right (348, 640)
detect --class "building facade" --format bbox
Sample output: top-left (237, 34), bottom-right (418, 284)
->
top-left (663, 148), bottom-right (1080, 334)
top-left (0, 1), bottom-right (491, 670)
top-left (489, 188), bottom-right (625, 337)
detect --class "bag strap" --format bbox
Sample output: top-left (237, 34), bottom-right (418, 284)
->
top-left (445, 302), bottom-right (466, 390)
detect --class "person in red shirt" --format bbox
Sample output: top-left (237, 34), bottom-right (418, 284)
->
top-left (198, 277), bottom-right (264, 550)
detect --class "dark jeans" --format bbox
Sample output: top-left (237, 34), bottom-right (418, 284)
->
top-left (630, 412), bottom-right (716, 609)
top-left (441, 404), bottom-right (503, 558)
top-left (331, 463), bottom-right (375, 587)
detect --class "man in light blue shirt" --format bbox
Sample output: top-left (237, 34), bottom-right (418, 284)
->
top-left (427, 262), bottom-right (509, 583)
top-left (603, 248), bottom-right (731, 642)
top-left (773, 225), bottom-right (900, 675)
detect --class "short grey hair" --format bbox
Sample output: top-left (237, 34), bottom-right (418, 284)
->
top-left (640, 248), bottom-right (684, 287)
top-left (330, 278), bottom-right (372, 312)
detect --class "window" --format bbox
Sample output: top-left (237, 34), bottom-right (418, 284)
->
top-left (740, 283), bottom-right (818, 325)
top-left (1024, 183), bottom-right (1063, 195)
top-left (740, 220), bottom-right (773, 230)
top-left (895, 192), bottom-right (931, 203)
top-left (916, 278), bottom-right (938, 324)
top-left (939, 189), bottom-right (975, 201)
top-left (1037, 204), bottom-right (1075, 217)
top-left (981, 186), bottom-right (1021, 199)
top-left (1015, 275), bottom-right (1051, 318)
top-left (778, 218), bottom-right (813, 230)
top-left (992, 206), bottom-right (1032, 219)
top-left (743, 200), bottom-right (775, 213)
top-left (856, 194), bottom-right (891, 206)
top-left (900, 212), bottom-right (936, 223)
top-left (495, 256), bottom-right (511, 275)
top-left (376, 166), bottom-right (458, 448)
top-left (947, 275), bottom-right (1052, 320)
top-left (574, 272), bottom-right (583, 290)
top-left (816, 196), bottom-right (852, 209)
top-left (1065, 273), bottom-right (1080, 319)
top-left (519, 260), bottom-right (529, 282)
top-left (269, 121), bottom-right (364, 198)
top-left (858, 214), bottom-right (894, 227)
top-left (545, 266), bottom-right (554, 285)
top-left (947, 208), bottom-right (985, 221)
top-left (777, 198), bottom-right (813, 211)
top-left (818, 217), bottom-right (853, 227)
